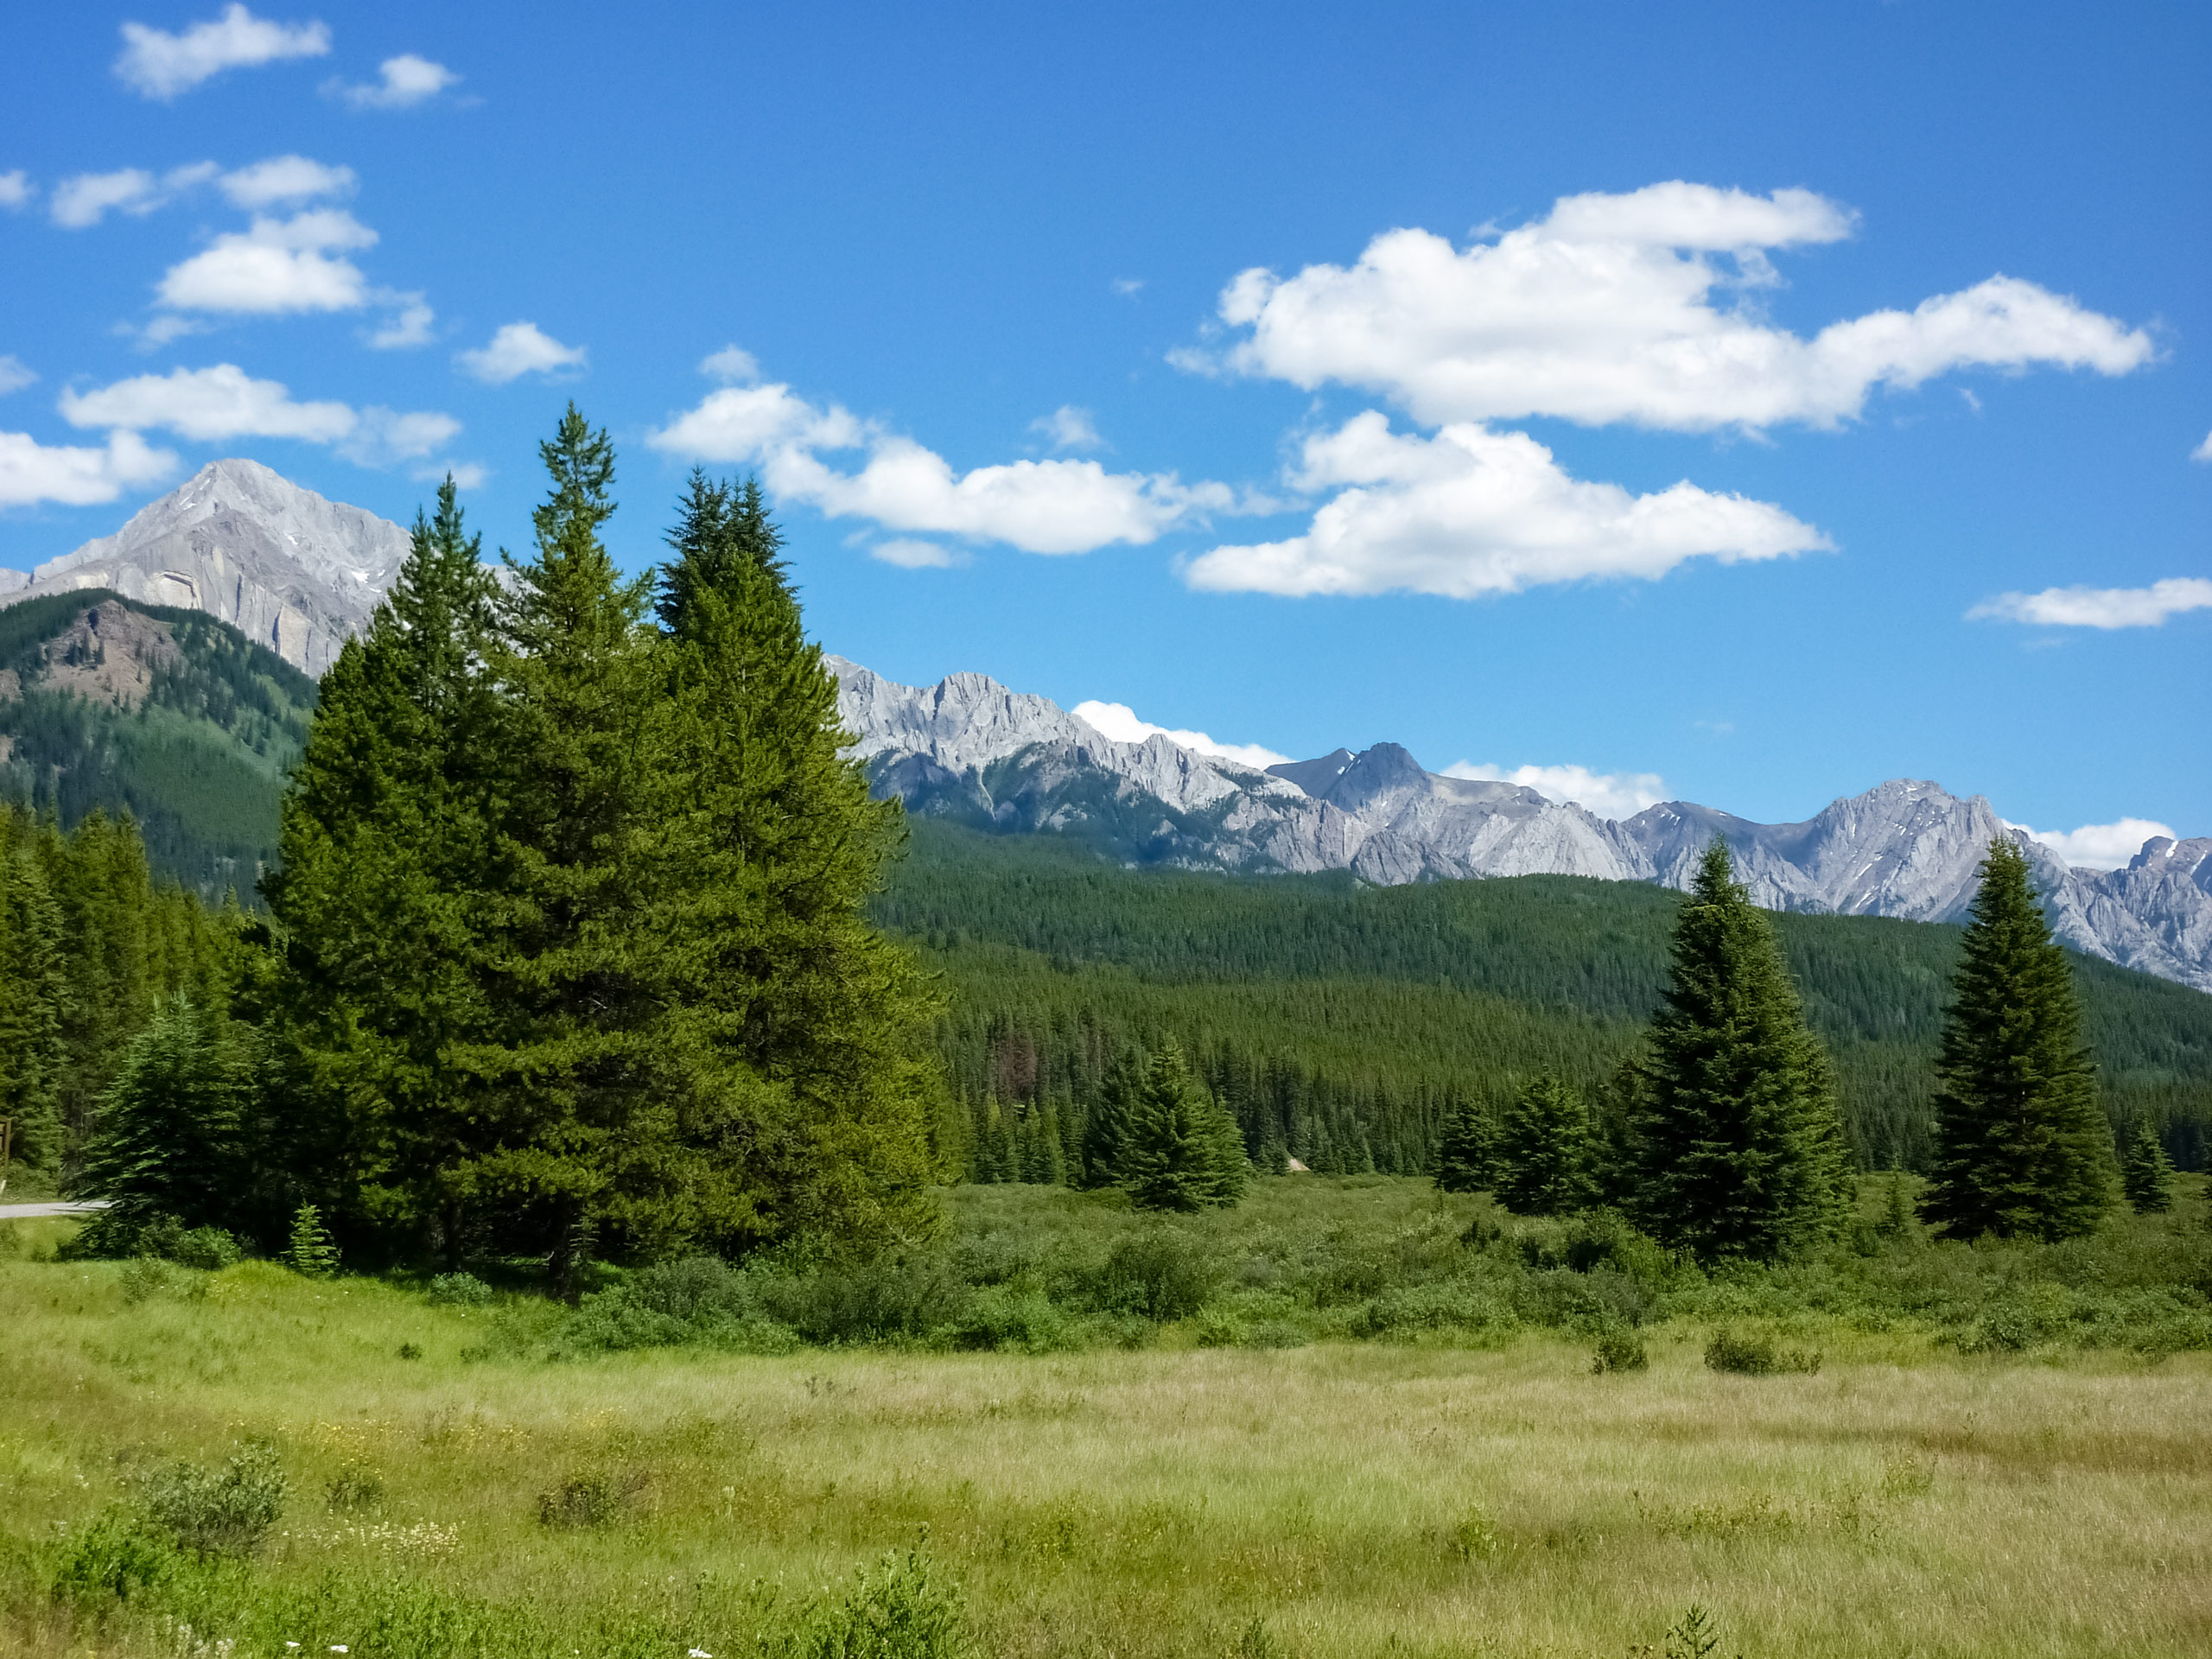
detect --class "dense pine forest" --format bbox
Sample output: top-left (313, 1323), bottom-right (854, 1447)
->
top-left (877, 819), bottom-right (2212, 1180)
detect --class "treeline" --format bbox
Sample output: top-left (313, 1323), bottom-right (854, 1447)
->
top-left (879, 821), bottom-right (2212, 1179)
top-left (0, 590), bottom-right (318, 895)
top-left (64, 410), bottom-right (944, 1279)
top-left (0, 803), bottom-right (245, 1180)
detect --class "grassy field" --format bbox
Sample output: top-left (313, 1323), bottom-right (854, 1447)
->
top-left (6, 1198), bottom-right (2211, 1659)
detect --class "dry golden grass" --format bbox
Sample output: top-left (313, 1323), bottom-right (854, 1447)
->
top-left (3, 1252), bottom-right (2209, 1657)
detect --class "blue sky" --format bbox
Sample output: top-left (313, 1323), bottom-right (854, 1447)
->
top-left (2, 3), bottom-right (2206, 856)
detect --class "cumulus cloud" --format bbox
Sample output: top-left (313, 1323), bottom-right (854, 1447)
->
top-left (116, 5), bottom-right (331, 99)
top-left (649, 373), bottom-right (1243, 555)
top-left (58, 363), bottom-right (455, 467)
top-left (871, 538), bottom-right (968, 569)
top-left (50, 163), bottom-right (215, 229)
top-left (155, 209), bottom-right (377, 315)
top-left (0, 172), bottom-right (30, 211)
top-left (1967, 577), bottom-right (2212, 630)
top-left (1032, 404), bottom-right (1104, 452)
top-left (365, 296), bottom-right (435, 349)
top-left (1441, 760), bottom-right (1668, 820)
top-left (456, 321), bottom-right (588, 384)
top-left (2194, 430), bottom-right (2212, 463)
top-left (218, 154), bottom-right (355, 209)
top-left (1072, 700), bottom-right (1290, 770)
top-left (699, 344), bottom-right (760, 384)
top-left (327, 54), bottom-right (460, 110)
top-left (1189, 181), bottom-right (2154, 432)
top-left (2008, 817), bottom-right (2177, 871)
top-left (0, 357), bottom-right (35, 396)
top-left (1182, 412), bottom-right (1829, 600)
top-left (0, 429), bottom-right (177, 508)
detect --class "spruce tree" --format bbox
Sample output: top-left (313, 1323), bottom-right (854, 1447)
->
top-left (640, 468), bottom-right (941, 1255)
top-left (1433, 1088), bottom-right (1497, 1193)
top-left (2120, 1118), bottom-right (2174, 1216)
top-left (78, 996), bottom-right (254, 1236)
top-left (1494, 1073), bottom-right (1595, 1216)
top-left (1627, 840), bottom-right (1850, 1261)
top-left (0, 816), bottom-right (65, 1175)
top-left (1921, 838), bottom-right (2113, 1241)
top-left (266, 475), bottom-right (505, 1262)
top-left (1119, 1039), bottom-right (1249, 1211)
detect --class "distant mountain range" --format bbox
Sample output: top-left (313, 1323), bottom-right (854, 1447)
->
top-left (5, 462), bottom-right (2204, 991)
top-left (830, 658), bottom-right (2212, 994)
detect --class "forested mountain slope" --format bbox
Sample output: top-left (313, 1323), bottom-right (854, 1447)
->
top-left (0, 589), bottom-right (317, 897)
top-left (874, 821), bottom-right (2212, 1177)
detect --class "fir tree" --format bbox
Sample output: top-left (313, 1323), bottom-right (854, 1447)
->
top-left (2120, 1118), bottom-right (2174, 1216)
top-left (1493, 1073), bottom-right (1595, 1216)
top-left (641, 467), bottom-right (941, 1255)
top-left (283, 1202), bottom-right (340, 1277)
top-left (0, 819), bottom-right (65, 1173)
top-left (1119, 1039), bottom-right (1248, 1211)
top-left (1921, 838), bottom-right (2113, 1241)
top-left (265, 475), bottom-right (505, 1262)
top-left (1627, 840), bottom-right (1850, 1261)
top-left (1433, 1088), bottom-right (1497, 1193)
top-left (78, 996), bottom-right (255, 1236)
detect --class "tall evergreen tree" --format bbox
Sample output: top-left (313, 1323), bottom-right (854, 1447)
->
top-left (1494, 1073), bottom-right (1596, 1216)
top-left (1921, 838), bottom-right (2113, 1241)
top-left (1433, 1088), bottom-right (1497, 1193)
top-left (1627, 840), bottom-right (1849, 1261)
top-left (265, 475), bottom-right (505, 1261)
top-left (0, 814), bottom-right (65, 1174)
top-left (2120, 1119), bottom-right (2172, 1216)
top-left (1119, 1039), bottom-right (1249, 1211)
top-left (639, 468), bottom-right (940, 1255)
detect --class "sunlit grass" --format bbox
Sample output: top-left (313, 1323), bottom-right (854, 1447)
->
top-left (5, 1236), bottom-right (2209, 1657)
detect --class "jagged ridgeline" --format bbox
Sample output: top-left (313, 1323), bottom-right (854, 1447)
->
top-left (0, 589), bottom-right (316, 896)
top-left (874, 819), bottom-right (2212, 1177)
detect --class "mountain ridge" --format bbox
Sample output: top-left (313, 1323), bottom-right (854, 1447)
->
top-left (829, 656), bottom-right (2212, 995)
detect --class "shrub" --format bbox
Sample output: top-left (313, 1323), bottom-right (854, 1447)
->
top-left (1704, 1327), bottom-right (1820, 1376)
top-left (139, 1441), bottom-right (287, 1556)
top-left (1590, 1325), bottom-right (1649, 1373)
top-left (1090, 1229), bottom-right (1219, 1323)
top-left (49, 1509), bottom-right (178, 1608)
top-left (326, 1460), bottom-right (385, 1510)
top-left (137, 1217), bottom-right (244, 1270)
top-left (759, 1257), bottom-right (969, 1345)
top-left (1246, 1319), bottom-right (1311, 1350)
top-left (1351, 1280), bottom-right (1516, 1339)
top-left (805, 1548), bottom-right (970, 1659)
top-left (1955, 1284), bottom-right (2076, 1352)
top-left (119, 1255), bottom-right (203, 1305)
top-left (537, 1471), bottom-right (645, 1529)
top-left (1516, 1267), bottom-right (1652, 1333)
top-left (427, 1271), bottom-right (495, 1306)
top-left (940, 1286), bottom-right (1073, 1353)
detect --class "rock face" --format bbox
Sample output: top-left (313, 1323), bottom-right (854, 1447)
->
top-left (0, 459), bottom-right (408, 677)
top-left (831, 658), bottom-right (2212, 995)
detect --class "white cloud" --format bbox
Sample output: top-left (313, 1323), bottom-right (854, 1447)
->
top-left (1441, 760), bottom-right (1668, 820)
top-left (456, 321), bottom-right (588, 384)
top-left (1072, 700), bottom-right (1290, 770)
top-left (2193, 430), bottom-right (2212, 462)
top-left (0, 172), bottom-right (30, 211)
top-left (1182, 412), bottom-right (1829, 599)
top-left (0, 429), bottom-right (177, 508)
top-left (328, 54), bottom-right (460, 111)
top-left (49, 162), bottom-right (218, 228)
top-left (1193, 181), bottom-right (2154, 432)
top-left (0, 357), bottom-right (35, 396)
top-left (1111, 277), bottom-right (1144, 297)
top-left (1967, 577), bottom-right (2212, 630)
top-left (871, 538), bottom-right (968, 569)
top-left (413, 460), bottom-right (487, 490)
top-left (700, 344), bottom-right (760, 384)
top-left (58, 363), bottom-right (456, 469)
top-left (2008, 817), bottom-right (2177, 871)
top-left (649, 377), bottom-right (1242, 555)
top-left (218, 155), bottom-right (355, 209)
top-left (155, 209), bottom-right (377, 315)
top-left (365, 296), bottom-right (435, 349)
top-left (115, 5), bottom-right (331, 99)
top-left (1031, 404), bottom-right (1104, 452)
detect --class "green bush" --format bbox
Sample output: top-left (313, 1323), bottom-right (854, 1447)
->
top-left (1088, 1228), bottom-right (1221, 1322)
top-left (1350, 1279), bottom-right (1516, 1339)
top-left (1704, 1327), bottom-right (1820, 1376)
top-left (49, 1509), bottom-right (178, 1608)
top-left (537, 1471), bottom-right (645, 1529)
top-left (1591, 1325), bottom-right (1649, 1372)
top-left (137, 1217), bottom-right (244, 1269)
top-left (805, 1548), bottom-right (970, 1659)
top-left (759, 1257), bottom-right (969, 1345)
top-left (940, 1286), bottom-right (1075, 1352)
top-left (119, 1255), bottom-right (204, 1305)
top-left (138, 1440), bottom-right (287, 1556)
top-left (426, 1271), bottom-right (494, 1306)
